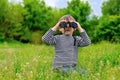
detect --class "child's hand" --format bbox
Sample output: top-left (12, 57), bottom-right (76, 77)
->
top-left (76, 22), bottom-right (84, 32)
top-left (68, 19), bottom-right (84, 32)
top-left (52, 20), bottom-right (66, 31)
top-left (52, 22), bottom-right (60, 31)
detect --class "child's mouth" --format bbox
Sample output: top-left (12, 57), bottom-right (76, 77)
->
top-left (65, 29), bottom-right (70, 32)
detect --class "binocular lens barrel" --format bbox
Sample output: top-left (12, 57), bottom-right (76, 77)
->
top-left (59, 22), bottom-right (77, 28)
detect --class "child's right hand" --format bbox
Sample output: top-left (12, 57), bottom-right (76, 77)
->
top-left (51, 22), bottom-right (60, 31)
top-left (52, 20), bottom-right (66, 31)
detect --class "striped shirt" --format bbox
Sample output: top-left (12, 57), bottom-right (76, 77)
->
top-left (42, 29), bottom-right (91, 69)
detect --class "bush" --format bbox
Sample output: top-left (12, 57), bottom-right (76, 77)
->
top-left (30, 31), bottom-right (43, 44)
top-left (93, 15), bottom-right (120, 43)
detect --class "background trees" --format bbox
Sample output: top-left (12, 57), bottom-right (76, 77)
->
top-left (0, 0), bottom-right (9, 41)
top-left (102, 0), bottom-right (120, 15)
top-left (93, 15), bottom-right (120, 42)
top-left (0, 0), bottom-right (119, 43)
top-left (0, 0), bottom-right (27, 42)
top-left (93, 0), bottom-right (120, 42)
top-left (22, 0), bottom-right (54, 43)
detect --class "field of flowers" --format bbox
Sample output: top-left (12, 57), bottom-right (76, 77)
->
top-left (0, 41), bottom-right (120, 80)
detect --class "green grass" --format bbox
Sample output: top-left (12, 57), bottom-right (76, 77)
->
top-left (0, 41), bottom-right (120, 80)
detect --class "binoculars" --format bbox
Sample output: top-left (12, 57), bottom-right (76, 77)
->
top-left (59, 22), bottom-right (78, 28)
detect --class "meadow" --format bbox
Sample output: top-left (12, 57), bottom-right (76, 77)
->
top-left (0, 41), bottom-right (120, 80)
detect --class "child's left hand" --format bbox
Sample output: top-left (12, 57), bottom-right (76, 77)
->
top-left (75, 22), bottom-right (84, 32)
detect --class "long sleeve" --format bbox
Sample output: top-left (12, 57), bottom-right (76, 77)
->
top-left (42, 29), bottom-right (56, 45)
top-left (76, 30), bottom-right (91, 47)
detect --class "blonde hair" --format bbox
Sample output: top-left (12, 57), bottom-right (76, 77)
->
top-left (59, 15), bottom-right (76, 21)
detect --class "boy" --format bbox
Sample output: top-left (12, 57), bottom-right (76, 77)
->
top-left (42, 15), bottom-right (91, 73)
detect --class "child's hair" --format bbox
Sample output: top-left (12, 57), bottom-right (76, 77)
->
top-left (59, 15), bottom-right (76, 21)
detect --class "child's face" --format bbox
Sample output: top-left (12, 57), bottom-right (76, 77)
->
top-left (59, 24), bottom-right (75, 36)
top-left (59, 18), bottom-right (76, 36)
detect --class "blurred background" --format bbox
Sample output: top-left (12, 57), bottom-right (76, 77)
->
top-left (0, 0), bottom-right (120, 80)
top-left (0, 0), bottom-right (120, 44)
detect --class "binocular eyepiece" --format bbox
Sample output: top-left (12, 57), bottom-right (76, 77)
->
top-left (59, 22), bottom-right (78, 28)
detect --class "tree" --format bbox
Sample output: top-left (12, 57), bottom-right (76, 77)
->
top-left (5, 3), bottom-right (27, 41)
top-left (23, 0), bottom-right (53, 32)
top-left (22, 0), bottom-right (54, 43)
top-left (102, 0), bottom-right (120, 15)
top-left (94, 15), bottom-right (120, 42)
top-left (85, 15), bottom-right (99, 41)
top-left (93, 0), bottom-right (120, 43)
top-left (0, 0), bottom-right (8, 41)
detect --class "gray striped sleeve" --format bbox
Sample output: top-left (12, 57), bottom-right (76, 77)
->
top-left (76, 31), bottom-right (91, 47)
top-left (42, 29), bottom-right (56, 45)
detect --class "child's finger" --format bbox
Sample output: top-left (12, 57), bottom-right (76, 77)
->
top-left (59, 19), bottom-right (66, 22)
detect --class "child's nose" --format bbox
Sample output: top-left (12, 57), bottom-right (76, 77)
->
top-left (66, 24), bottom-right (70, 28)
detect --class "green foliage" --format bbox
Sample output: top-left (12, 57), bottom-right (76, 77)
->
top-left (93, 15), bottom-right (120, 42)
top-left (85, 15), bottom-right (99, 40)
top-left (102, 0), bottom-right (120, 15)
top-left (0, 0), bottom-right (8, 41)
top-left (0, 0), bottom-right (56, 43)
top-left (0, 0), bottom-right (119, 44)
top-left (5, 4), bottom-right (27, 40)
top-left (99, 52), bottom-right (120, 67)
top-left (21, 0), bottom-right (56, 43)
top-left (20, 27), bottom-right (32, 43)
top-left (30, 31), bottom-right (43, 44)
top-left (0, 0), bottom-right (8, 24)
top-left (0, 1), bottom-right (27, 42)
top-left (91, 0), bottom-right (120, 43)
top-left (0, 0), bottom-right (91, 43)
top-left (23, 0), bottom-right (53, 32)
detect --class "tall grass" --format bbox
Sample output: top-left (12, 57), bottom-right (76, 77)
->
top-left (0, 41), bottom-right (120, 80)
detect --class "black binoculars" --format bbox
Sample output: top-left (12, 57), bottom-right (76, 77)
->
top-left (59, 22), bottom-right (78, 28)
